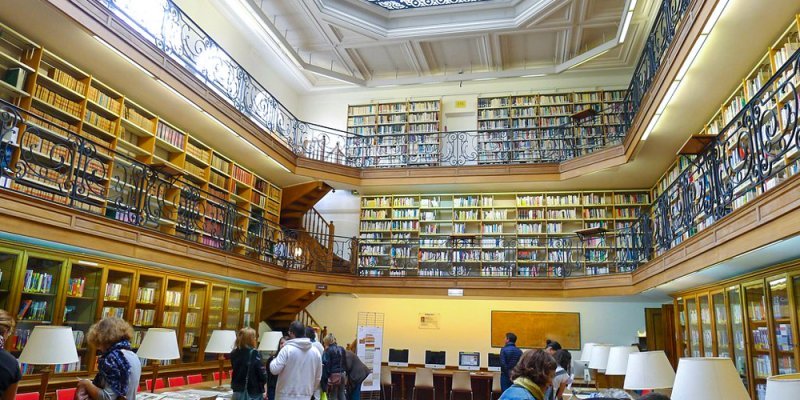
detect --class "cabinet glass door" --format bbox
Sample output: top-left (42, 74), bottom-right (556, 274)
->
top-left (163, 278), bottom-right (186, 362)
top-left (0, 249), bottom-right (21, 310)
top-left (686, 297), bottom-right (700, 357)
top-left (727, 286), bottom-right (748, 391)
top-left (243, 291), bottom-right (257, 329)
top-left (699, 294), bottom-right (713, 356)
top-left (768, 277), bottom-right (796, 374)
top-left (183, 281), bottom-right (207, 363)
top-left (204, 286), bottom-right (226, 361)
top-left (132, 274), bottom-right (163, 353)
top-left (712, 291), bottom-right (730, 357)
top-left (226, 288), bottom-right (244, 329)
top-left (676, 298), bottom-right (688, 357)
top-left (744, 282), bottom-right (770, 396)
top-left (63, 261), bottom-right (102, 373)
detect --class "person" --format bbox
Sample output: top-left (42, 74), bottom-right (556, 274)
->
top-left (306, 327), bottom-right (325, 400)
top-left (322, 333), bottom-right (347, 400)
top-left (231, 327), bottom-right (268, 400)
top-left (638, 393), bottom-right (670, 400)
top-left (546, 350), bottom-right (572, 400)
top-left (343, 348), bottom-right (369, 400)
top-left (544, 341), bottom-right (562, 356)
top-left (500, 332), bottom-right (523, 391)
top-left (0, 310), bottom-right (20, 400)
top-left (270, 321), bottom-right (322, 400)
top-left (77, 317), bottom-right (142, 400)
top-left (266, 336), bottom-right (288, 400)
top-left (499, 350), bottom-right (557, 400)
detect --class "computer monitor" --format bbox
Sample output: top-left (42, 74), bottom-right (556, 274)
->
top-left (424, 350), bottom-right (446, 369)
top-left (487, 353), bottom-right (501, 372)
top-left (458, 352), bottom-right (480, 371)
top-left (388, 348), bottom-right (409, 367)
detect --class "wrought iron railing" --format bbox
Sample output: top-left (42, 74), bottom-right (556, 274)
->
top-left (93, 0), bottom-right (693, 169)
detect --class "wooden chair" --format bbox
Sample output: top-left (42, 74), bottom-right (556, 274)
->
top-left (491, 373), bottom-right (502, 400)
top-left (412, 368), bottom-right (435, 400)
top-left (187, 374), bottom-right (204, 384)
top-left (145, 378), bottom-right (166, 391)
top-left (56, 388), bottom-right (76, 400)
top-left (450, 371), bottom-right (473, 400)
top-left (380, 367), bottom-right (394, 400)
top-left (168, 376), bottom-right (187, 387)
top-left (15, 393), bottom-right (39, 400)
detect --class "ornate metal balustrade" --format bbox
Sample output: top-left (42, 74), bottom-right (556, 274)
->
top-left (650, 45), bottom-right (800, 255)
top-left (93, 0), bottom-right (693, 169)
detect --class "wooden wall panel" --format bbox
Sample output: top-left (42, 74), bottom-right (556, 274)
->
top-left (491, 311), bottom-right (581, 349)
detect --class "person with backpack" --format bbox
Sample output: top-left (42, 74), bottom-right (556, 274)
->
top-left (322, 333), bottom-right (347, 400)
top-left (545, 350), bottom-right (572, 400)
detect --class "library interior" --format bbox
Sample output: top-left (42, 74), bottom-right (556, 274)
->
top-left (1, 0), bottom-right (800, 399)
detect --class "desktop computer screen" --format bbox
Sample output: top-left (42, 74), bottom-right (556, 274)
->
top-left (458, 352), bottom-right (480, 371)
top-left (487, 353), bottom-right (501, 372)
top-left (424, 350), bottom-right (446, 369)
top-left (388, 349), bottom-right (409, 367)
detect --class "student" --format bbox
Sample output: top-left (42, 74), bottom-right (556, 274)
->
top-left (231, 328), bottom-right (268, 400)
top-left (270, 321), bottom-right (322, 400)
top-left (547, 350), bottom-right (572, 400)
top-left (322, 333), bottom-right (347, 400)
top-left (0, 310), bottom-right (20, 400)
top-left (77, 317), bottom-right (142, 400)
top-left (544, 341), bottom-right (561, 356)
top-left (500, 332), bottom-right (523, 391)
top-left (266, 336), bottom-right (288, 400)
top-left (499, 350), bottom-right (557, 400)
top-left (343, 349), bottom-right (369, 400)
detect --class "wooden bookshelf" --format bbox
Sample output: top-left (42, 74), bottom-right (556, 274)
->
top-left (346, 99), bottom-right (441, 167)
top-left (0, 22), bottom-right (283, 245)
top-left (673, 262), bottom-right (800, 399)
top-left (358, 190), bottom-right (649, 277)
top-left (0, 243), bottom-right (262, 375)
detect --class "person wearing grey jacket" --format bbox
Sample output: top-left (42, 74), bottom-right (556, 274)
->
top-left (344, 349), bottom-right (370, 400)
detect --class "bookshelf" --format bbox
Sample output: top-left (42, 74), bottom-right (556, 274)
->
top-left (476, 89), bottom-right (627, 164)
top-left (204, 285), bottom-right (226, 361)
top-left (132, 273), bottom-right (164, 351)
top-left (0, 248), bottom-right (22, 311)
top-left (0, 22), bottom-right (283, 244)
top-left (182, 281), bottom-right (208, 363)
top-left (226, 288), bottom-right (244, 330)
top-left (674, 262), bottom-right (800, 400)
top-left (243, 290), bottom-right (258, 329)
top-left (358, 190), bottom-right (649, 277)
top-left (346, 99), bottom-right (441, 167)
top-left (61, 260), bottom-right (102, 373)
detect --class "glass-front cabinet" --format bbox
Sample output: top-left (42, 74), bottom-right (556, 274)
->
top-left (727, 285), bottom-right (748, 390)
top-left (686, 296), bottom-right (700, 357)
top-left (183, 281), bottom-right (208, 363)
top-left (744, 280), bottom-right (770, 398)
top-left (712, 291), bottom-right (730, 357)
top-left (699, 294), bottom-right (714, 356)
top-left (768, 276), bottom-right (796, 375)
top-left (62, 260), bottom-right (102, 373)
top-left (0, 248), bottom-right (22, 310)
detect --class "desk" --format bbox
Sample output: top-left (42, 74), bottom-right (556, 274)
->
top-left (387, 367), bottom-right (494, 400)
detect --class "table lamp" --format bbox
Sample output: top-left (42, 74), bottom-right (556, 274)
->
top-left (576, 342), bottom-right (597, 382)
top-left (603, 346), bottom-right (639, 389)
top-left (623, 351), bottom-right (675, 395)
top-left (766, 373), bottom-right (800, 399)
top-left (258, 331), bottom-right (283, 353)
top-left (205, 330), bottom-right (237, 388)
top-left (588, 344), bottom-right (611, 388)
top-left (671, 358), bottom-right (748, 400)
top-left (18, 326), bottom-right (80, 400)
top-left (137, 328), bottom-right (180, 392)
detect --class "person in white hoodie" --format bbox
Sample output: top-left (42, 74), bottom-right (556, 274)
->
top-left (306, 326), bottom-right (325, 400)
top-left (270, 321), bottom-right (323, 400)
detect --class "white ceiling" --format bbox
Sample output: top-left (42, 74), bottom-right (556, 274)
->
top-left (226, 0), bottom-right (657, 88)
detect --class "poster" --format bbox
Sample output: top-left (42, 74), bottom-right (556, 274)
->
top-left (418, 313), bottom-right (440, 329)
top-left (356, 325), bottom-right (383, 391)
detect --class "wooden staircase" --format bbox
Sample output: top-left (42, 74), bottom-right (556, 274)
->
top-left (260, 289), bottom-right (324, 333)
top-left (280, 181), bottom-right (333, 229)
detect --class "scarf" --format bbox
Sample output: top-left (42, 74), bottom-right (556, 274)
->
top-left (94, 340), bottom-right (132, 397)
top-left (513, 377), bottom-right (546, 400)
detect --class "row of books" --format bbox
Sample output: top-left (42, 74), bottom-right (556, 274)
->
top-left (163, 311), bottom-right (181, 327)
top-left (23, 270), bottom-right (54, 293)
top-left (211, 154), bottom-right (231, 173)
top-left (47, 68), bottom-right (86, 95)
top-left (231, 164), bottom-right (253, 184)
top-left (33, 84), bottom-right (81, 118)
top-left (186, 141), bottom-right (211, 164)
top-left (87, 86), bottom-right (122, 115)
top-left (155, 122), bottom-right (186, 150)
top-left (209, 170), bottom-right (228, 189)
top-left (102, 306), bottom-right (125, 318)
top-left (132, 308), bottom-right (155, 326)
top-left (17, 300), bottom-right (49, 320)
top-left (66, 277), bottom-right (87, 297)
top-left (137, 287), bottom-right (157, 304)
top-left (83, 109), bottom-right (115, 135)
top-left (123, 106), bottom-right (154, 132)
top-left (165, 290), bottom-right (183, 307)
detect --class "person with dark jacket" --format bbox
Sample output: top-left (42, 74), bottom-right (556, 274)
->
top-left (344, 349), bottom-right (370, 400)
top-left (266, 336), bottom-right (288, 400)
top-left (322, 333), bottom-right (347, 400)
top-left (500, 332), bottom-right (523, 392)
top-left (231, 328), bottom-right (268, 400)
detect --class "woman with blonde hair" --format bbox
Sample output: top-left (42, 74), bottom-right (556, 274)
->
top-left (322, 333), bottom-right (346, 400)
top-left (230, 328), bottom-right (267, 400)
top-left (0, 310), bottom-right (20, 400)
top-left (77, 317), bottom-right (141, 400)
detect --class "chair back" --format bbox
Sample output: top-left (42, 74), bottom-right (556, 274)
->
top-left (15, 393), bottom-right (39, 400)
top-left (451, 371), bottom-right (472, 392)
top-left (491, 372), bottom-right (502, 393)
top-left (56, 388), bottom-right (76, 400)
top-left (213, 371), bottom-right (223, 381)
top-left (187, 374), bottom-right (203, 384)
top-left (381, 367), bottom-right (393, 385)
top-left (414, 367), bottom-right (434, 389)
top-left (145, 378), bottom-right (165, 391)
top-left (168, 376), bottom-right (187, 387)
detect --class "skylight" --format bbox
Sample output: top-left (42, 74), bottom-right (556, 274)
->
top-left (365, 0), bottom-right (491, 11)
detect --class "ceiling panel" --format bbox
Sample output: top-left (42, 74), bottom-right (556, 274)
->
top-left (354, 43), bottom-right (418, 78)
top-left (500, 30), bottom-right (561, 69)
top-left (421, 36), bottom-right (487, 74)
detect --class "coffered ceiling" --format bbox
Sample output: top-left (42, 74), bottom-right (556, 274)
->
top-left (225, 0), bottom-right (658, 88)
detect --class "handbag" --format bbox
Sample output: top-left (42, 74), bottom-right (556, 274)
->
top-left (326, 347), bottom-right (346, 389)
top-left (234, 349), bottom-right (263, 400)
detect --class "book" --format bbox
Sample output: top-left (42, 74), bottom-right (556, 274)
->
top-left (2, 68), bottom-right (27, 90)
top-left (17, 299), bottom-right (32, 319)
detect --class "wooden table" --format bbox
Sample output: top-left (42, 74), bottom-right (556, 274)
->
top-left (387, 367), bottom-right (495, 400)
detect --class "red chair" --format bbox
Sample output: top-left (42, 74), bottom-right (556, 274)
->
top-left (187, 374), bottom-right (203, 384)
top-left (15, 393), bottom-right (39, 400)
top-left (213, 371), bottom-right (222, 382)
top-left (56, 389), bottom-right (76, 400)
top-left (145, 378), bottom-right (166, 391)
top-left (168, 376), bottom-right (187, 387)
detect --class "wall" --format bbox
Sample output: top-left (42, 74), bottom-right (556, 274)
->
top-left (307, 293), bottom-right (665, 367)
top-left (315, 191), bottom-right (361, 239)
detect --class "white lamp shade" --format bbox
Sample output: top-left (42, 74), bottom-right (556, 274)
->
top-left (624, 351), bottom-right (675, 390)
top-left (588, 344), bottom-right (611, 371)
top-left (136, 328), bottom-right (180, 360)
top-left (766, 373), bottom-right (800, 399)
top-left (18, 326), bottom-right (79, 365)
top-left (671, 358), bottom-right (749, 400)
top-left (205, 330), bottom-right (237, 354)
top-left (577, 342), bottom-right (597, 363)
top-left (258, 331), bottom-right (283, 352)
top-left (604, 346), bottom-right (639, 375)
